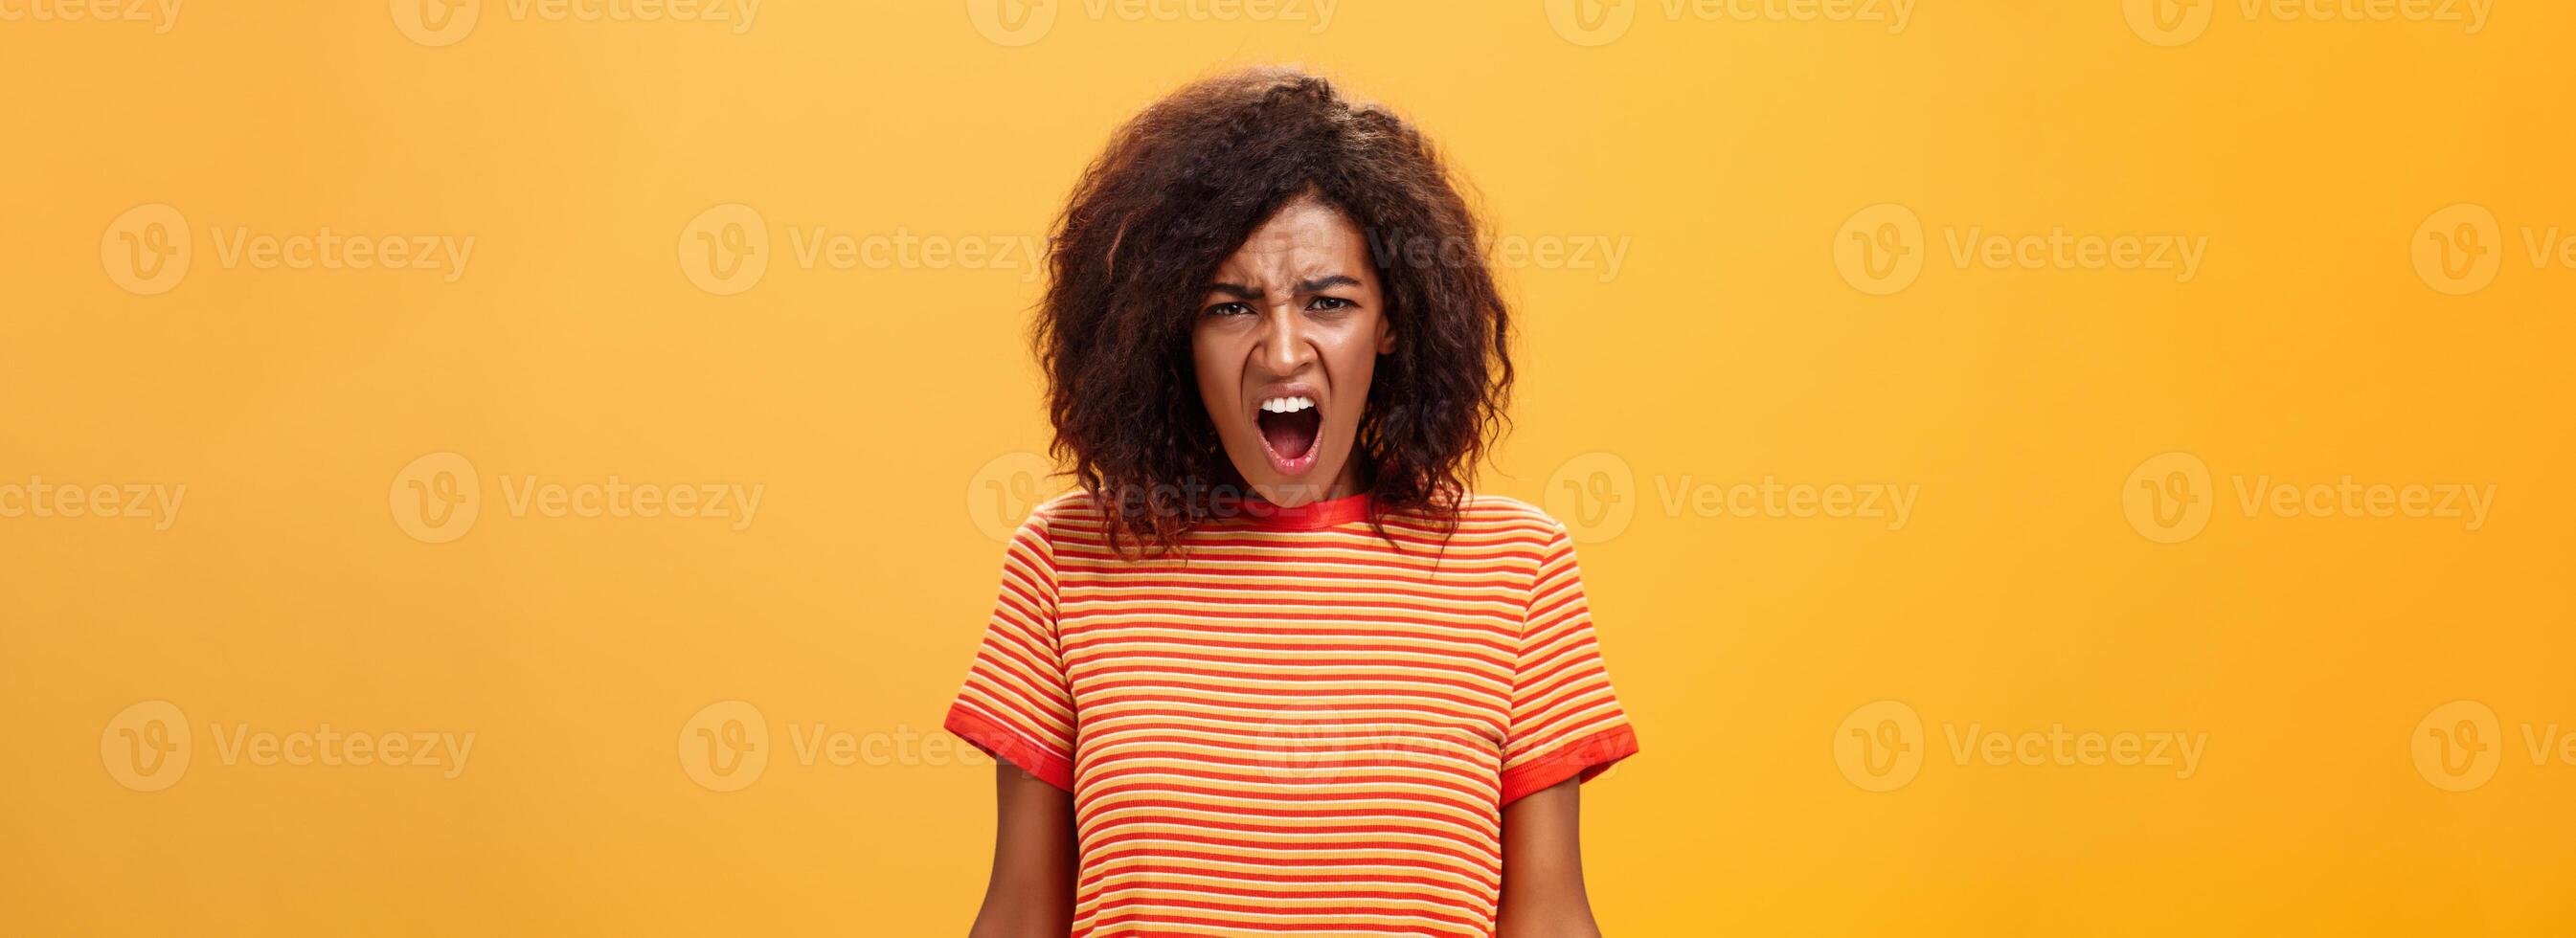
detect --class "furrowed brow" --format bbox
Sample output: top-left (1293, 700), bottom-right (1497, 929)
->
top-left (1296, 275), bottom-right (1362, 293)
top-left (1207, 282), bottom-right (1263, 301)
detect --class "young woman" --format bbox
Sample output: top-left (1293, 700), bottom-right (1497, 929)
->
top-left (946, 67), bottom-right (1638, 937)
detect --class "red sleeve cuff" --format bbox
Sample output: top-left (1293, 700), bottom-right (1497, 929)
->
top-left (1499, 724), bottom-right (1638, 806)
top-left (945, 704), bottom-right (1076, 793)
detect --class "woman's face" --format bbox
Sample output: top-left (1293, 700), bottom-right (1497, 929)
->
top-left (1192, 197), bottom-right (1394, 507)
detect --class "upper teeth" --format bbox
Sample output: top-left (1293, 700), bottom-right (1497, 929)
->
top-left (1260, 395), bottom-right (1316, 413)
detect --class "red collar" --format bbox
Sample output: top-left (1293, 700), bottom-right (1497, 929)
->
top-left (1238, 491), bottom-right (1373, 529)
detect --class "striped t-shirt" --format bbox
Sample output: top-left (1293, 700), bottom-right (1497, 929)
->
top-left (944, 489), bottom-right (1638, 936)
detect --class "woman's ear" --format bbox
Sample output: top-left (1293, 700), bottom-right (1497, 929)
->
top-left (1375, 324), bottom-right (1397, 355)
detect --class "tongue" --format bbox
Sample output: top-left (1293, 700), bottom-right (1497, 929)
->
top-left (1258, 409), bottom-right (1321, 458)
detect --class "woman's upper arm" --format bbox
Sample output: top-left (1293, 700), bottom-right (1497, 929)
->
top-left (1496, 775), bottom-right (1602, 938)
top-left (967, 761), bottom-right (1076, 937)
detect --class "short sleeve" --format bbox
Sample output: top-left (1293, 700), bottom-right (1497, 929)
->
top-left (943, 505), bottom-right (1078, 792)
top-left (1498, 518), bottom-right (1638, 805)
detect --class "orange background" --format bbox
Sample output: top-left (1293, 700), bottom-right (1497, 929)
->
top-left (4, 1), bottom-right (2572, 934)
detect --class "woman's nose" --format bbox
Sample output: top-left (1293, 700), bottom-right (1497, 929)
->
top-left (1255, 305), bottom-right (1315, 374)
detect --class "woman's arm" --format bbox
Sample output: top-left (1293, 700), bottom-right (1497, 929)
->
top-left (966, 762), bottom-right (1077, 937)
top-left (1495, 776), bottom-right (1602, 938)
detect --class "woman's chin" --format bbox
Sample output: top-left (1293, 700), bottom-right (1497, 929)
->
top-left (1248, 473), bottom-right (1342, 507)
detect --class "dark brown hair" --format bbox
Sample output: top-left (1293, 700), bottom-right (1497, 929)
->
top-left (1035, 66), bottom-right (1513, 557)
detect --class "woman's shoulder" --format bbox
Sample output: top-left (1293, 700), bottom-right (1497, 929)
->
top-left (1020, 488), bottom-right (1099, 531)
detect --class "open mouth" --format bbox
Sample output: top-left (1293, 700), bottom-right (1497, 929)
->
top-left (1254, 394), bottom-right (1322, 475)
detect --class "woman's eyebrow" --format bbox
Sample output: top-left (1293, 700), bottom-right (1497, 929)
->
top-left (1205, 274), bottom-right (1359, 300)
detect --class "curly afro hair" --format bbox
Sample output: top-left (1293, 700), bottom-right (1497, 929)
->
top-left (1035, 66), bottom-right (1514, 557)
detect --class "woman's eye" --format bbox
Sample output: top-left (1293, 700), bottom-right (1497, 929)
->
top-left (1203, 302), bottom-right (1251, 318)
top-left (1307, 296), bottom-right (1353, 311)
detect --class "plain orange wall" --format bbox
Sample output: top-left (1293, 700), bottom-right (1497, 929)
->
top-left (6, 2), bottom-right (2573, 934)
